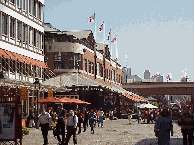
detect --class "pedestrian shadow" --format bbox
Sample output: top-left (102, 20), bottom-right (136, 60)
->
top-left (135, 138), bottom-right (183, 145)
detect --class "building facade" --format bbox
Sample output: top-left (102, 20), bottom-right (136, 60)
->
top-left (0, 0), bottom-right (50, 119)
top-left (0, 0), bottom-right (45, 83)
top-left (44, 23), bottom-right (123, 86)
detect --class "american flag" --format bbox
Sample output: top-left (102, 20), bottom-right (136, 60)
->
top-left (107, 32), bottom-right (111, 40)
top-left (166, 75), bottom-right (171, 80)
top-left (111, 37), bottom-right (116, 43)
top-left (99, 23), bottom-right (103, 31)
top-left (87, 15), bottom-right (94, 23)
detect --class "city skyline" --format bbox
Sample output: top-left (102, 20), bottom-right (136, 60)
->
top-left (44, 0), bottom-right (194, 82)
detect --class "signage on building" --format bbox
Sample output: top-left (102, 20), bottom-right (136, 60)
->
top-left (0, 103), bottom-right (15, 139)
top-left (48, 90), bottom-right (53, 97)
top-left (20, 87), bottom-right (28, 100)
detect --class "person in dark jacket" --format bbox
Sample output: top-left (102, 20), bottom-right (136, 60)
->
top-left (76, 109), bottom-right (84, 134)
top-left (178, 108), bottom-right (194, 145)
top-left (88, 109), bottom-right (97, 134)
top-left (56, 104), bottom-right (66, 145)
top-left (154, 108), bottom-right (173, 145)
top-left (83, 108), bottom-right (89, 132)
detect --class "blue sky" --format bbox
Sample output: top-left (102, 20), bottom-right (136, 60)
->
top-left (44, 0), bottom-right (194, 82)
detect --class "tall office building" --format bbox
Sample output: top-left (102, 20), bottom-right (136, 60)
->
top-left (122, 67), bottom-right (131, 84)
top-left (144, 70), bottom-right (150, 79)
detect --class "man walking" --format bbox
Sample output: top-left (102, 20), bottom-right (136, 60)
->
top-left (38, 109), bottom-right (52, 145)
top-left (98, 108), bottom-right (104, 127)
top-left (127, 108), bottom-right (132, 124)
top-left (83, 108), bottom-right (89, 132)
top-left (65, 110), bottom-right (78, 145)
top-left (88, 109), bottom-right (97, 134)
top-left (56, 104), bottom-right (66, 145)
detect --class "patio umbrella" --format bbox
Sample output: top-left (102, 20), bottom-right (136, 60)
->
top-left (67, 98), bottom-right (91, 104)
top-left (32, 96), bottom-right (63, 103)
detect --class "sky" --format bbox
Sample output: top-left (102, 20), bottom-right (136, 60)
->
top-left (44, 0), bottom-right (194, 82)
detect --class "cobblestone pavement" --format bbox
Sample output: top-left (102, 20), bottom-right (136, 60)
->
top-left (22, 119), bottom-right (191, 145)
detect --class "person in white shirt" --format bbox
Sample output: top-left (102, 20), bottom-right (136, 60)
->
top-left (65, 110), bottom-right (78, 145)
top-left (38, 109), bottom-right (52, 145)
top-left (98, 108), bottom-right (104, 127)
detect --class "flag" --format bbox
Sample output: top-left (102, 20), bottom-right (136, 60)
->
top-left (107, 32), bottom-right (110, 40)
top-left (111, 37), bottom-right (116, 43)
top-left (99, 23), bottom-right (103, 31)
top-left (87, 15), bottom-right (94, 22)
top-left (166, 75), bottom-right (171, 80)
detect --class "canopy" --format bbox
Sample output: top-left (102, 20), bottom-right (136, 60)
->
top-left (68, 98), bottom-right (91, 104)
top-left (139, 103), bottom-right (158, 109)
top-left (32, 96), bottom-right (91, 105)
top-left (32, 96), bottom-right (63, 103)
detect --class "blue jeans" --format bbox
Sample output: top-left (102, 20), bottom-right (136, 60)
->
top-left (98, 116), bottom-right (103, 127)
top-left (90, 120), bottom-right (95, 133)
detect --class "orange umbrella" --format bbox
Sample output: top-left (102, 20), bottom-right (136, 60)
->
top-left (69, 98), bottom-right (91, 104)
top-left (32, 96), bottom-right (63, 103)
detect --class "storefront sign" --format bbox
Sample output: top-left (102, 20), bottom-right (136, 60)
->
top-left (0, 103), bottom-right (15, 139)
top-left (48, 90), bottom-right (53, 97)
top-left (20, 87), bottom-right (28, 100)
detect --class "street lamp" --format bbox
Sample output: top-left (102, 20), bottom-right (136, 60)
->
top-left (0, 71), bottom-right (7, 101)
top-left (33, 78), bottom-right (40, 129)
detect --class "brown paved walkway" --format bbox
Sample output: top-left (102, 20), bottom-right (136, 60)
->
top-left (22, 119), bottom-right (188, 145)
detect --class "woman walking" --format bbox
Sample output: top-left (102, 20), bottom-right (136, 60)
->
top-left (154, 108), bottom-right (173, 145)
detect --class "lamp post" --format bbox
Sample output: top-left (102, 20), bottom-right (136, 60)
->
top-left (0, 71), bottom-right (7, 101)
top-left (33, 78), bottom-right (40, 129)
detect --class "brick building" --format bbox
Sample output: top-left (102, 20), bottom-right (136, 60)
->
top-left (44, 23), bottom-right (123, 87)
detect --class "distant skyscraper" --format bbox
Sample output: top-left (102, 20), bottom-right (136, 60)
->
top-left (122, 67), bottom-right (131, 84)
top-left (144, 70), bottom-right (150, 79)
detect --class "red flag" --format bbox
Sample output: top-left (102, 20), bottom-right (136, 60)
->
top-left (111, 37), bottom-right (116, 43)
top-left (166, 75), bottom-right (171, 80)
top-left (99, 24), bottom-right (103, 31)
top-left (87, 15), bottom-right (94, 23)
top-left (107, 32), bottom-right (110, 40)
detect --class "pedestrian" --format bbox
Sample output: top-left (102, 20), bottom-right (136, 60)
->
top-left (98, 108), bottom-right (104, 127)
top-left (88, 109), bottom-right (97, 134)
top-left (94, 108), bottom-right (98, 127)
top-left (178, 108), bottom-right (194, 145)
top-left (28, 110), bottom-right (35, 128)
top-left (127, 108), bottom-right (132, 124)
top-left (83, 108), bottom-right (89, 132)
top-left (38, 108), bottom-right (52, 145)
top-left (109, 109), bottom-right (113, 121)
top-left (137, 109), bottom-right (141, 124)
top-left (147, 109), bottom-right (152, 124)
top-left (76, 109), bottom-right (84, 134)
top-left (154, 108), bottom-right (173, 145)
top-left (65, 110), bottom-right (78, 145)
top-left (143, 107), bottom-right (148, 122)
top-left (56, 104), bottom-right (66, 145)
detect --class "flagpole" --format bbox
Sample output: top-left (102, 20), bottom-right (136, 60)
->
top-left (94, 11), bottom-right (96, 41)
top-left (116, 34), bottom-right (118, 59)
top-left (103, 21), bottom-right (105, 44)
top-left (110, 28), bottom-right (112, 59)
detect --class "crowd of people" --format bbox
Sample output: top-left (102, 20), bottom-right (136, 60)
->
top-left (37, 104), bottom-right (108, 145)
top-left (35, 103), bottom-right (193, 145)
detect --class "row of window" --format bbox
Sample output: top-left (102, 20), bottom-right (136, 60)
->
top-left (1, 12), bottom-right (44, 53)
top-left (84, 59), bottom-right (121, 83)
top-left (1, 57), bottom-right (43, 78)
top-left (2, 0), bottom-right (44, 21)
